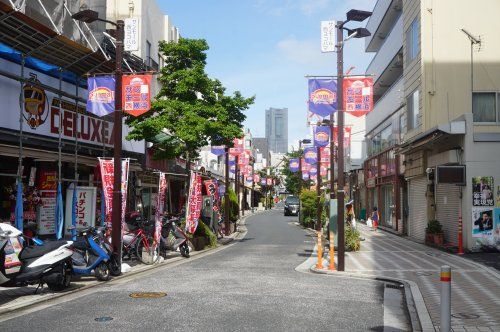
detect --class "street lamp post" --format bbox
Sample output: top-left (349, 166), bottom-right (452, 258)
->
top-left (72, 9), bottom-right (125, 273)
top-left (335, 9), bottom-right (371, 271)
top-left (224, 147), bottom-right (230, 235)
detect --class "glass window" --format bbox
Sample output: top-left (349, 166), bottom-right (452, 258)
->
top-left (381, 125), bottom-right (392, 150)
top-left (275, 116), bottom-right (283, 138)
top-left (399, 115), bottom-right (405, 141)
top-left (407, 89), bottom-right (420, 130)
top-left (406, 18), bottom-right (420, 62)
top-left (473, 92), bottom-right (496, 122)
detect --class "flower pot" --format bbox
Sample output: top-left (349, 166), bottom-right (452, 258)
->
top-left (425, 232), bottom-right (433, 245)
top-left (433, 233), bottom-right (444, 246)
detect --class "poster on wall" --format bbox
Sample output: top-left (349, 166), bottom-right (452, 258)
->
top-left (472, 176), bottom-right (494, 206)
top-left (471, 207), bottom-right (494, 238)
top-left (37, 170), bottom-right (58, 235)
top-left (64, 187), bottom-right (97, 235)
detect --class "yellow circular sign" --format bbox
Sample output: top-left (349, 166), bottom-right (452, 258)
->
top-left (129, 292), bottom-right (167, 299)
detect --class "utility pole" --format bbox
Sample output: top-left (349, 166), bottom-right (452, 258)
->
top-left (224, 147), bottom-right (230, 235)
top-left (336, 22), bottom-right (345, 271)
top-left (316, 146), bottom-right (322, 231)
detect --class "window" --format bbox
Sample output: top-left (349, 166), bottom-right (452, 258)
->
top-left (275, 116), bottom-right (284, 138)
top-left (406, 18), bottom-right (419, 62)
top-left (146, 40), bottom-right (151, 66)
top-left (473, 92), bottom-right (498, 122)
top-left (407, 89), bottom-right (420, 130)
top-left (399, 115), bottom-right (405, 141)
top-left (381, 125), bottom-right (392, 150)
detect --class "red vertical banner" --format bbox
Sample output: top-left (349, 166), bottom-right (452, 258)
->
top-left (266, 178), bottom-right (273, 186)
top-left (253, 173), bottom-right (260, 183)
top-left (333, 126), bottom-right (352, 147)
top-left (186, 172), bottom-right (202, 234)
top-left (122, 74), bottom-right (152, 117)
top-left (154, 173), bottom-right (167, 244)
top-left (320, 147), bottom-right (331, 165)
top-left (343, 76), bottom-right (373, 117)
top-left (98, 158), bottom-right (129, 233)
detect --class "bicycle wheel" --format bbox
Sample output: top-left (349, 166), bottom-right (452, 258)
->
top-left (135, 235), bottom-right (160, 265)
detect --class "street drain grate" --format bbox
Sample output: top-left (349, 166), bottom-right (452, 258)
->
top-left (385, 283), bottom-right (403, 289)
top-left (416, 272), bottom-right (433, 276)
top-left (452, 313), bottom-right (480, 320)
top-left (95, 317), bottom-right (113, 322)
top-left (129, 292), bottom-right (167, 299)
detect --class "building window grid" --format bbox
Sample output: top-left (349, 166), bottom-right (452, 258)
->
top-left (406, 17), bottom-right (419, 62)
top-left (473, 92), bottom-right (500, 123)
top-left (407, 89), bottom-right (420, 130)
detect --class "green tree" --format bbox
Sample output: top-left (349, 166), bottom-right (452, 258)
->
top-left (126, 38), bottom-right (254, 161)
top-left (282, 151), bottom-right (311, 195)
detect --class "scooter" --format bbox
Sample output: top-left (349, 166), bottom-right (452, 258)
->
top-left (0, 223), bottom-right (73, 291)
top-left (71, 227), bottom-right (119, 281)
top-left (160, 215), bottom-right (190, 258)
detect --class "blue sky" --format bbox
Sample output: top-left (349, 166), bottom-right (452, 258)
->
top-left (159, 0), bottom-right (375, 149)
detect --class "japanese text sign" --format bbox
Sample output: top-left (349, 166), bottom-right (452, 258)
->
top-left (122, 75), bottom-right (151, 117)
top-left (343, 76), bottom-right (373, 117)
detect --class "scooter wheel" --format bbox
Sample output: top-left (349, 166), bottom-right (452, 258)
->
top-left (180, 244), bottom-right (190, 258)
top-left (47, 260), bottom-right (72, 291)
top-left (109, 256), bottom-right (121, 276)
top-left (95, 262), bottom-right (111, 281)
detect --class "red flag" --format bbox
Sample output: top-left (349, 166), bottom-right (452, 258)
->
top-left (343, 76), bottom-right (373, 117)
top-left (122, 75), bottom-right (152, 117)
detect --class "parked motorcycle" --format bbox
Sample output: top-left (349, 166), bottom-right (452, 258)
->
top-left (71, 226), bottom-right (119, 281)
top-left (0, 223), bottom-right (73, 291)
top-left (160, 215), bottom-right (190, 258)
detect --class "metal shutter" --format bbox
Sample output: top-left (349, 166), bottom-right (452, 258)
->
top-left (408, 176), bottom-right (427, 242)
top-left (435, 183), bottom-right (460, 245)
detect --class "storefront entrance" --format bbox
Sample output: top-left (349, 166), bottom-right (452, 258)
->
top-left (382, 185), bottom-right (394, 227)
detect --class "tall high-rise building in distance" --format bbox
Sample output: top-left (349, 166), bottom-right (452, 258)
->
top-left (265, 107), bottom-right (288, 153)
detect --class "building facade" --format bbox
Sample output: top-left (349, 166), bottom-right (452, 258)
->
top-left (265, 107), bottom-right (288, 154)
top-left (364, 0), bottom-right (500, 251)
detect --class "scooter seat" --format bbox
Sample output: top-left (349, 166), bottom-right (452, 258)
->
top-left (19, 240), bottom-right (69, 260)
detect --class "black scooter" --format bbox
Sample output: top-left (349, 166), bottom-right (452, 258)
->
top-left (159, 215), bottom-right (190, 258)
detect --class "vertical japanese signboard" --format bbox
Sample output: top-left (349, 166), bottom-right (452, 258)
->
top-left (154, 173), bottom-right (167, 243)
top-left (64, 187), bottom-right (97, 235)
top-left (124, 18), bottom-right (139, 51)
top-left (37, 170), bottom-right (57, 235)
top-left (186, 172), bottom-right (202, 234)
top-left (321, 21), bottom-right (336, 53)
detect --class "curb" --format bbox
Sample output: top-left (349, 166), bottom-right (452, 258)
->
top-left (0, 211), bottom-right (259, 318)
top-left (309, 267), bottom-right (433, 332)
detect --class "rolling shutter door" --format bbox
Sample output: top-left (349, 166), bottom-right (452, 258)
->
top-left (408, 176), bottom-right (427, 242)
top-left (435, 183), bottom-right (460, 245)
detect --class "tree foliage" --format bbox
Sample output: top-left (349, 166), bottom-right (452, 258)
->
top-left (282, 150), bottom-right (311, 195)
top-left (126, 38), bottom-right (255, 160)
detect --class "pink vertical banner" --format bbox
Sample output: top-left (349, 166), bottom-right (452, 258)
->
top-left (155, 173), bottom-right (167, 243)
top-left (185, 172), bottom-right (202, 234)
top-left (98, 157), bottom-right (130, 235)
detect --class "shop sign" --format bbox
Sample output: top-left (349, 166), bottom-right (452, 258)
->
top-left (366, 178), bottom-right (376, 188)
top-left (123, 75), bottom-right (152, 117)
top-left (124, 18), bottom-right (140, 51)
top-left (472, 177), bottom-right (494, 206)
top-left (64, 187), bottom-right (97, 235)
top-left (38, 190), bottom-right (56, 235)
top-left (98, 158), bottom-right (130, 232)
top-left (320, 21), bottom-right (336, 53)
top-left (186, 172), bottom-right (202, 234)
top-left (471, 207), bottom-right (496, 240)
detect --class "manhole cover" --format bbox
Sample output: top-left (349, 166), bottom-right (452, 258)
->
top-left (95, 316), bottom-right (113, 322)
top-left (452, 313), bottom-right (480, 319)
top-left (416, 271), bottom-right (433, 276)
top-left (129, 292), bottom-right (167, 299)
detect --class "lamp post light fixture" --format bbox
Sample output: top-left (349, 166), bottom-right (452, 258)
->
top-left (335, 8), bottom-right (371, 272)
top-left (72, 9), bottom-right (124, 274)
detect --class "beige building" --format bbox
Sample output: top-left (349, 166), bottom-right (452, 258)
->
top-left (366, 0), bottom-right (500, 251)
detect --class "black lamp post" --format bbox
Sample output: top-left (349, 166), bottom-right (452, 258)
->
top-left (335, 9), bottom-right (371, 271)
top-left (73, 9), bottom-right (124, 274)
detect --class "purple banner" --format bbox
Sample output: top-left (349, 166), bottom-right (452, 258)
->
top-left (309, 167), bottom-right (318, 176)
top-left (260, 178), bottom-right (267, 186)
top-left (289, 158), bottom-right (299, 173)
top-left (308, 79), bottom-right (337, 118)
top-left (304, 147), bottom-right (317, 165)
top-left (314, 125), bottom-right (331, 147)
top-left (302, 173), bottom-right (309, 180)
top-left (211, 145), bottom-right (226, 156)
top-left (87, 76), bottom-right (115, 117)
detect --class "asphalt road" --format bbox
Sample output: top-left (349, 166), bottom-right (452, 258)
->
top-left (0, 209), bottom-right (389, 331)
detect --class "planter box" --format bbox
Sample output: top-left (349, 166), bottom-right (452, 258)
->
top-left (192, 237), bottom-right (206, 251)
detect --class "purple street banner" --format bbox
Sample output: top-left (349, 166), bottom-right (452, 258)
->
top-left (308, 79), bottom-right (337, 118)
top-left (260, 178), bottom-right (267, 186)
top-left (309, 167), bottom-right (318, 177)
top-left (302, 172), bottom-right (310, 180)
top-left (304, 147), bottom-right (318, 165)
top-left (314, 125), bottom-right (331, 147)
top-left (289, 158), bottom-right (299, 173)
top-left (87, 76), bottom-right (115, 117)
top-left (230, 164), bottom-right (236, 174)
top-left (211, 145), bottom-right (226, 156)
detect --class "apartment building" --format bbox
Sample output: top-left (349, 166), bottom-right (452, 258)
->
top-left (365, 0), bottom-right (500, 251)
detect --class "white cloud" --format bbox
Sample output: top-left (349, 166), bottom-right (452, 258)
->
top-left (254, 0), bottom-right (332, 16)
top-left (276, 35), bottom-right (332, 68)
top-left (300, 0), bottom-right (330, 16)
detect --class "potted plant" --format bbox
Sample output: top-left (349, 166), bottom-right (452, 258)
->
top-left (426, 220), bottom-right (444, 246)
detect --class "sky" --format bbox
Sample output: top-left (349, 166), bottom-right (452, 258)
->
top-left (159, 0), bottom-right (376, 150)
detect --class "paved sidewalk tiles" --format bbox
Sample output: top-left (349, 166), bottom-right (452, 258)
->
top-left (337, 224), bottom-right (500, 331)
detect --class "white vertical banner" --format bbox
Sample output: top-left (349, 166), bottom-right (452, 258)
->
top-left (124, 18), bottom-right (139, 52)
top-left (321, 21), bottom-right (336, 53)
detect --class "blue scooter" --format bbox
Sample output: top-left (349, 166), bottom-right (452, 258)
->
top-left (71, 227), bottom-right (117, 281)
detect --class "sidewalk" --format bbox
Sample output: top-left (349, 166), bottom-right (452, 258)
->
top-left (326, 224), bottom-right (500, 331)
top-left (0, 213), bottom-right (253, 316)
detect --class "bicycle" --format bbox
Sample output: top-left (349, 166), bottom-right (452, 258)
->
top-left (122, 220), bottom-right (160, 265)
